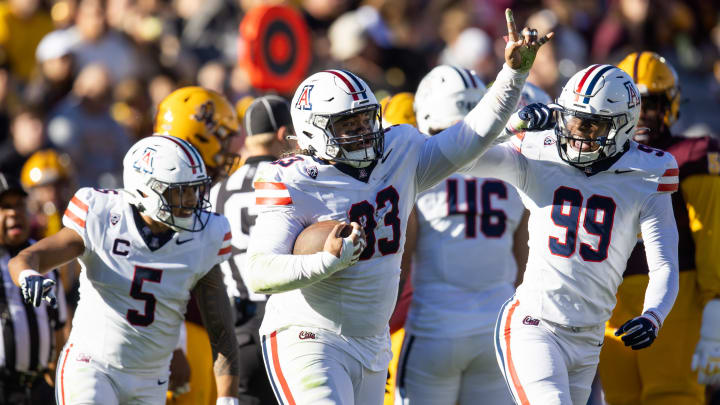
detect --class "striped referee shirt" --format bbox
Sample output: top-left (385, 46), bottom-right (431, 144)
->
top-left (0, 243), bottom-right (67, 374)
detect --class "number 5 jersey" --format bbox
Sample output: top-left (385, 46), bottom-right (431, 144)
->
top-left (62, 187), bottom-right (232, 374)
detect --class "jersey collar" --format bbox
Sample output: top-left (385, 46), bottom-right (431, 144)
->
top-left (130, 205), bottom-right (176, 251)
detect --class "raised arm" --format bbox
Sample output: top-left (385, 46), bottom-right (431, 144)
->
top-left (193, 265), bottom-right (240, 401)
top-left (8, 227), bottom-right (85, 285)
top-left (416, 9), bottom-right (553, 190)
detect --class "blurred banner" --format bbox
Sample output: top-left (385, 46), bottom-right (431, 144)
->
top-left (239, 5), bottom-right (311, 95)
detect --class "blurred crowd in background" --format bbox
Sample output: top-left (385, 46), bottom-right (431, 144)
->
top-left (0, 0), bottom-right (718, 315)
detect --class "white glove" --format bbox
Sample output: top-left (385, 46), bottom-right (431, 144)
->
top-left (216, 397), bottom-right (239, 405)
top-left (692, 299), bottom-right (720, 384)
top-left (321, 227), bottom-right (366, 273)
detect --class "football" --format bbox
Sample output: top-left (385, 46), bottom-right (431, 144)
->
top-left (292, 220), bottom-right (353, 255)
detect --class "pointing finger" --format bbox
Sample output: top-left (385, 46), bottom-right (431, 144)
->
top-left (506, 9), bottom-right (518, 43)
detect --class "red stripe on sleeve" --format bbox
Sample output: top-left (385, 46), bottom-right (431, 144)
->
top-left (662, 168), bottom-right (679, 177)
top-left (64, 209), bottom-right (86, 228)
top-left (217, 246), bottom-right (231, 255)
top-left (223, 232), bottom-right (232, 241)
top-left (254, 182), bottom-right (287, 190)
top-left (256, 197), bottom-right (293, 206)
top-left (657, 183), bottom-right (679, 192)
top-left (71, 196), bottom-right (89, 213)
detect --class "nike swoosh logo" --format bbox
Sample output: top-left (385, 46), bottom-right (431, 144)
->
top-left (614, 169), bottom-right (634, 174)
top-left (381, 149), bottom-right (393, 164)
top-left (176, 238), bottom-right (193, 245)
top-left (158, 379), bottom-right (167, 385)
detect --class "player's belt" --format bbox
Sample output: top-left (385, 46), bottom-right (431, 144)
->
top-left (541, 318), bottom-right (603, 333)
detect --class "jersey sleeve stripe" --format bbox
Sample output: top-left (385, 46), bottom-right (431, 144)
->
top-left (223, 232), bottom-right (232, 241)
top-left (256, 197), bottom-right (293, 206)
top-left (70, 196), bottom-right (89, 213)
top-left (657, 183), bottom-right (679, 192)
top-left (63, 209), bottom-right (86, 228)
top-left (218, 246), bottom-right (231, 255)
top-left (663, 168), bottom-right (680, 176)
top-left (254, 182), bottom-right (287, 190)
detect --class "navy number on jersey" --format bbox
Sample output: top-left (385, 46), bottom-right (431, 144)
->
top-left (126, 266), bottom-right (163, 326)
top-left (447, 179), bottom-right (508, 238)
top-left (549, 186), bottom-right (616, 262)
top-left (348, 186), bottom-right (401, 260)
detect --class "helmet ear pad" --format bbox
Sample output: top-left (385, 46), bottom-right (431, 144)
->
top-left (122, 135), bottom-right (212, 232)
top-left (290, 70), bottom-right (384, 166)
top-left (555, 65), bottom-right (640, 167)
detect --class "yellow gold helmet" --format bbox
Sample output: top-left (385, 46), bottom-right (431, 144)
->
top-left (154, 86), bottom-right (241, 180)
top-left (235, 95), bottom-right (255, 132)
top-left (380, 92), bottom-right (417, 128)
top-left (21, 149), bottom-right (72, 189)
top-left (617, 52), bottom-right (680, 127)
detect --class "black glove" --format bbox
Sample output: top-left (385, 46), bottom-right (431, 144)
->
top-left (517, 103), bottom-right (558, 131)
top-left (614, 314), bottom-right (659, 350)
top-left (20, 274), bottom-right (57, 308)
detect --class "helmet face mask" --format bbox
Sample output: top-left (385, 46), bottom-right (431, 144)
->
top-left (292, 70), bottom-right (384, 168)
top-left (555, 64), bottom-right (640, 168)
top-left (123, 135), bottom-right (213, 233)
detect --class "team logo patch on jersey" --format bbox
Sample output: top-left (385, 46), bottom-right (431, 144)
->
top-left (298, 330), bottom-right (316, 340)
top-left (522, 315), bottom-right (540, 326)
top-left (76, 352), bottom-right (92, 363)
top-left (133, 147), bottom-right (156, 174)
top-left (544, 136), bottom-right (555, 145)
top-left (295, 85), bottom-right (313, 110)
top-left (358, 168), bottom-right (368, 180)
top-left (306, 165), bottom-right (318, 179)
top-left (110, 213), bottom-right (121, 226)
top-left (624, 81), bottom-right (640, 109)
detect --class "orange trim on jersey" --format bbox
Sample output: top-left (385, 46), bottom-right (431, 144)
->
top-left (271, 331), bottom-right (297, 405)
top-left (657, 183), bottom-right (679, 192)
top-left (60, 343), bottom-right (72, 405)
top-left (218, 246), bottom-right (231, 255)
top-left (256, 197), bottom-right (293, 206)
top-left (662, 168), bottom-right (679, 177)
top-left (254, 182), bottom-right (287, 190)
top-left (223, 232), bottom-right (232, 241)
top-left (70, 196), bottom-right (89, 213)
top-left (64, 209), bottom-right (86, 228)
top-left (504, 300), bottom-right (530, 405)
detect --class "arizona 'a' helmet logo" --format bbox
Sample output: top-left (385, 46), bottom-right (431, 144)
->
top-left (296, 85), bottom-right (313, 110)
top-left (624, 81), bottom-right (640, 109)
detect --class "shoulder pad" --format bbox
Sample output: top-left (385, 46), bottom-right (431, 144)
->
top-left (254, 161), bottom-right (294, 207)
top-left (627, 143), bottom-right (679, 193)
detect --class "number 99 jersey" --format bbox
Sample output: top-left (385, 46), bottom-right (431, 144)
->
top-left (62, 187), bottom-right (232, 374)
top-left (464, 131), bottom-right (680, 326)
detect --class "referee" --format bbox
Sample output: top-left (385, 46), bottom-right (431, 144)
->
top-left (210, 95), bottom-right (294, 405)
top-left (0, 172), bottom-right (67, 405)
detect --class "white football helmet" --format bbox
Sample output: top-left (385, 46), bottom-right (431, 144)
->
top-left (414, 65), bottom-right (486, 135)
top-left (555, 64), bottom-right (641, 167)
top-left (290, 69), bottom-right (383, 168)
top-left (122, 135), bottom-right (212, 232)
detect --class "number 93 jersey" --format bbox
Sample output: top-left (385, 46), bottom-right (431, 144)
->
top-left (464, 131), bottom-right (680, 327)
top-left (62, 187), bottom-right (232, 374)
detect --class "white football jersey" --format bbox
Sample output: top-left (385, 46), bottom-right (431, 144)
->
top-left (62, 187), bottom-right (231, 374)
top-left (464, 131), bottom-right (679, 326)
top-left (408, 174), bottom-right (524, 337)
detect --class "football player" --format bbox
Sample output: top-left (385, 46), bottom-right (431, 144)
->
top-left (155, 86), bottom-right (241, 404)
top-left (393, 65), bottom-right (532, 405)
top-left (244, 10), bottom-right (552, 405)
top-left (460, 64), bottom-right (681, 405)
top-left (8, 136), bottom-right (241, 405)
top-left (597, 52), bottom-right (720, 405)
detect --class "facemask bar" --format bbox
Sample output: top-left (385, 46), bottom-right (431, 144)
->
top-left (311, 104), bottom-right (384, 164)
top-left (149, 177), bottom-right (212, 232)
top-left (555, 108), bottom-right (625, 167)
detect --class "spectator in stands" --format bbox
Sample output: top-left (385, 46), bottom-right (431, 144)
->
top-left (24, 29), bottom-right (77, 115)
top-left (0, 0), bottom-right (53, 83)
top-left (46, 63), bottom-right (130, 188)
top-left (0, 171), bottom-right (68, 404)
top-left (0, 106), bottom-right (46, 181)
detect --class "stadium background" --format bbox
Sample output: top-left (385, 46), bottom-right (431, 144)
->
top-left (1, 0), bottom-right (719, 404)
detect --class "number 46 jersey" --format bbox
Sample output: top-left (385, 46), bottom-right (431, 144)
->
top-left (62, 187), bottom-right (231, 374)
top-left (463, 131), bottom-right (680, 327)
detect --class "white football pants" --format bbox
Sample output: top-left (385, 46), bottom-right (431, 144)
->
top-left (494, 297), bottom-right (605, 405)
top-left (395, 332), bottom-right (514, 405)
top-left (261, 327), bottom-right (387, 405)
top-left (55, 343), bottom-right (170, 405)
